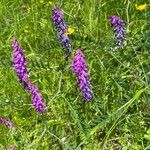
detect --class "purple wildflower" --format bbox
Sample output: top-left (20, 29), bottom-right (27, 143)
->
top-left (52, 6), bottom-right (72, 60)
top-left (72, 49), bottom-right (93, 101)
top-left (27, 81), bottom-right (46, 112)
top-left (0, 117), bottom-right (15, 129)
top-left (12, 38), bottom-right (46, 113)
top-left (12, 38), bottom-right (29, 88)
top-left (109, 16), bottom-right (126, 48)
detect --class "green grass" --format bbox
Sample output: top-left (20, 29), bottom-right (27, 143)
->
top-left (0, 0), bottom-right (150, 149)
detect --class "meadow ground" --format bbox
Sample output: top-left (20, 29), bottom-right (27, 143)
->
top-left (0, 0), bottom-right (150, 149)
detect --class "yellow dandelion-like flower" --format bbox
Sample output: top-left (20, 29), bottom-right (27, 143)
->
top-left (24, 25), bottom-right (29, 33)
top-left (65, 27), bottom-right (75, 35)
top-left (135, 4), bottom-right (147, 11)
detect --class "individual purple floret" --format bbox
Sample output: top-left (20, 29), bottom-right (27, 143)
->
top-left (52, 6), bottom-right (71, 60)
top-left (12, 38), bottom-right (29, 88)
top-left (109, 16), bottom-right (126, 48)
top-left (27, 81), bottom-right (46, 112)
top-left (0, 117), bottom-right (15, 129)
top-left (72, 49), bottom-right (93, 101)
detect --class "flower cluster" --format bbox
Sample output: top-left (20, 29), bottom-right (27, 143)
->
top-left (109, 16), bottom-right (126, 48)
top-left (12, 38), bottom-right (46, 113)
top-left (0, 117), bottom-right (15, 129)
top-left (72, 49), bottom-right (93, 101)
top-left (135, 4), bottom-right (147, 11)
top-left (27, 81), bottom-right (46, 112)
top-left (52, 6), bottom-right (72, 60)
top-left (12, 38), bottom-right (29, 88)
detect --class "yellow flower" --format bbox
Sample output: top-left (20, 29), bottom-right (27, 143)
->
top-left (135, 4), bottom-right (147, 11)
top-left (65, 27), bottom-right (75, 35)
top-left (24, 25), bottom-right (29, 33)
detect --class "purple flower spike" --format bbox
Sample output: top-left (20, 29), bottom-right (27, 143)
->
top-left (27, 82), bottom-right (46, 112)
top-left (52, 6), bottom-right (72, 60)
top-left (72, 49), bottom-right (93, 101)
top-left (12, 38), bottom-right (46, 113)
top-left (0, 117), bottom-right (15, 129)
top-left (109, 16), bottom-right (126, 48)
top-left (12, 38), bottom-right (29, 88)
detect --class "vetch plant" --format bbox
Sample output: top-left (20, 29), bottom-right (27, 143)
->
top-left (27, 81), bottom-right (46, 112)
top-left (52, 6), bottom-right (72, 60)
top-left (0, 117), bottom-right (15, 129)
top-left (12, 38), bottom-right (29, 89)
top-left (12, 38), bottom-right (46, 113)
top-left (109, 16), bottom-right (126, 48)
top-left (72, 49), bottom-right (93, 101)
